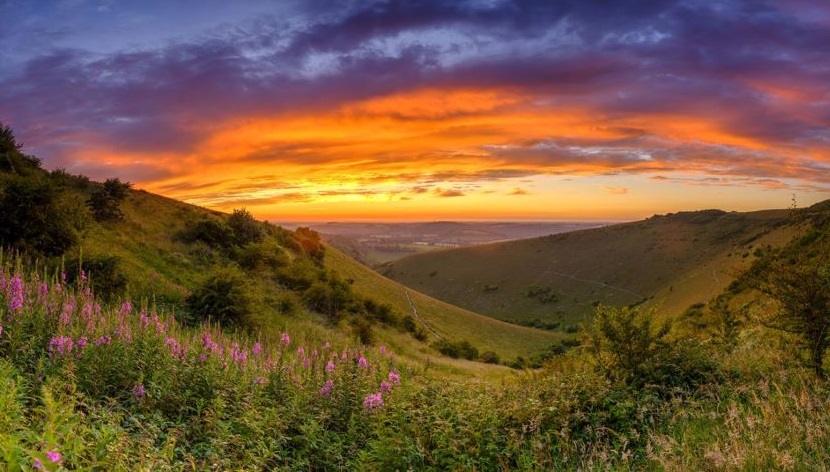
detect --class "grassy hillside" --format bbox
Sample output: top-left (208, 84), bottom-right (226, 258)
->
top-left (381, 208), bottom-right (796, 327)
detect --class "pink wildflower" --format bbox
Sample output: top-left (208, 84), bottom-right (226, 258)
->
top-left (388, 369), bottom-right (401, 386)
top-left (379, 345), bottom-right (387, 356)
top-left (119, 300), bottom-right (132, 317)
top-left (95, 335), bottom-right (111, 346)
top-left (76, 337), bottom-right (88, 349)
top-left (281, 332), bottom-right (290, 346)
top-left (363, 392), bottom-right (384, 411)
top-left (132, 383), bottom-right (145, 399)
top-left (358, 356), bottom-right (369, 368)
top-left (46, 450), bottom-right (62, 464)
top-left (320, 379), bottom-right (334, 397)
top-left (252, 342), bottom-right (263, 356)
top-left (297, 346), bottom-right (305, 357)
top-left (0, 325), bottom-right (3, 339)
top-left (48, 336), bottom-right (73, 357)
top-left (380, 381), bottom-right (392, 393)
top-left (33, 458), bottom-right (43, 469)
top-left (326, 361), bottom-right (336, 372)
top-left (8, 274), bottom-right (24, 314)
top-left (255, 376), bottom-right (267, 385)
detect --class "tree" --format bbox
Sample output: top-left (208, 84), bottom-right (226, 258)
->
top-left (0, 123), bottom-right (41, 175)
top-left (755, 248), bottom-right (830, 378)
top-left (227, 208), bottom-right (263, 246)
top-left (584, 304), bottom-right (672, 386)
top-left (87, 178), bottom-right (132, 222)
top-left (0, 173), bottom-right (90, 256)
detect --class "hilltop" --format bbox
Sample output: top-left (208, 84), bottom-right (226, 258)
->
top-left (381, 207), bottom-right (797, 328)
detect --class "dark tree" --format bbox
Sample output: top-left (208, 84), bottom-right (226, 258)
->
top-left (756, 248), bottom-right (830, 378)
top-left (227, 208), bottom-right (263, 246)
top-left (0, 173), bottom-right (89, 256)
top-left (87, 178), bottom-right (132, 222)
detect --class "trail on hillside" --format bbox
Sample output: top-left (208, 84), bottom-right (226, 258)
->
top-left (404, 290), bottom-right (441, 340)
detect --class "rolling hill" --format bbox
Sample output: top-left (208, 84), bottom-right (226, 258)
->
top-left (380, 207), bottom-right (800, 327)
top-left (77, 187), bottom-right (559, 367)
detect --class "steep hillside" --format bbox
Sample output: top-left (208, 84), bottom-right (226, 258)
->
top-left (381, 208), bottom-right (798, 326)
top-left (78, 188), bottom-right (558, 365)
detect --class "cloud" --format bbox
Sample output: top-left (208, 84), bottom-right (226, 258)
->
top-left (435, 188), bottom-right (465, 198)
top-left (1, 0), bottom-right (829, 208)
top-left (603, 186), bottom-right (629, 195)
top-left (509, 188), bottom-right (529, 195)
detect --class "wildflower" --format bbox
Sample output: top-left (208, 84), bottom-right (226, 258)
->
top-left (363, 392), bottom-right (384, 411)
top-left (60, 300), bottom-right (74, 325)
top-left (302, 358), bottom-right (311, 369)
top-left (358, 356), bottom-right (369, 368)
top-left (46, 450), bottom-right (62, 464)
top-left (94, 335), bottom-right (111, 346)
top-left (76, 337), bottom-right (88, 349)
top-left (8, 274), bottom-right (24, 314)
top-left (380, 380), bottom-right (392, 393)
top-left (379, 345), bottom-right (387, 356)
top-left (326, 360), bottom-right (336, 372)
top-left (297, 346), bottom-right (305, 357)
top-left (119, 300), bottom-right (132, 317)
top-left (79, 269), bottom-right (87, 282)
top-left (254, 376), bottom-right (266, 385)
top-left (139, 309), bottom-right (149, 328)
top-left (388, 369), bottom-right (401, 385)
top-left (202, 332), bottom-right (219, 352)
top-left (0, 325), bottom-right (3, 339)
top-left (38, 282), bottom-right (48, 301)
top-left (252, 342), bottom-right (263, 356)
top-left (48, 336), bottom-right (73, 357)
top-left (199, 353), bottom-right (207, 363)
top-left (132, 383), bottom-right (145, 399)
top-left (281, 332), bottom-right (290, 346)
top-left (320, 379), bottom-right (334, 397)
top-left (33, 458), bottom-right (43, 470)
top-left (311, 349), bottom-right (318, 358)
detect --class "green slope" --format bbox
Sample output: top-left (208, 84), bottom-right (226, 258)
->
top-left (380, 208), bottom-right (799, 326)
top-left (78, 188), bottom-right (558, 366)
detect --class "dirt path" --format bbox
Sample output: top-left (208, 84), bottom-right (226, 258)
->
top-left (404, 290), bottom-right (441, 340)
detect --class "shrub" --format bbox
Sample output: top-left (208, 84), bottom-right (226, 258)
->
top-left (235, 239), bottom-right (289, 273)
top-left (434, 339), bottom-right (479, 360)
top-left (0, 173), bottom-right (90, 256)
top-left (178, 218), bottom-right (234, 249)
top-left (479, 351), bottom-right (500, 364)
top-left (64, 254), bottom-right (128, 301)
top-left (185, 266), bottom-right (256, 326)
top-left (227, 208), bottom-right (263, 246)
top-left (87, 178), bottom-right (132, 222)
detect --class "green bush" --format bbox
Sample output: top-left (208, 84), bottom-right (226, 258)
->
top-left (227, 208), bottom-right (263, 246)
top-left (64, 254), bottom-right (128, 301)
top-left (185, 266), bottom-right (256, 326)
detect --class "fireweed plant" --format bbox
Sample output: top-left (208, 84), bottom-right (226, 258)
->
top-left (0, 254), bottom-right (403, 469)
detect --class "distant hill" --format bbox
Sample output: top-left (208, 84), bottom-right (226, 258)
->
top-left (305, 221), bottom-right (610, 266)
top-left (380, 207), bottom-right (801, 327)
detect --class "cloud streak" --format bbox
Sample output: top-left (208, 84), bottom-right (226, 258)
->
top-left (1, 0), bottom-right (829, 217)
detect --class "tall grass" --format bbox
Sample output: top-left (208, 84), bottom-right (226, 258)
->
top-left (4, 252), bottom-right (830, 470)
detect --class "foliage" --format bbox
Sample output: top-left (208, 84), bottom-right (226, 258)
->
top-left (751, 240), bottom-right (830, 378)
top-left (292, 227), bottom-right (325, 263)
top-left (433, 338), bottom-right (479, 360)
top-left (227, 208), bottom-right (264, 246)
top-left (0, 173), bottom-right (90, 256)
top-left (64, 254), bottom-right (128, 301)
top-left (584, 304), bottom-right (714, 390)
top-left (177, 217), bottom-right (234, 250)
top-left (185, 266), bottom-right (257, 327)
top-left (87, 178), bottom-right (132, 222)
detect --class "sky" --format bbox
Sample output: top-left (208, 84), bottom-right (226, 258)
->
top-left (2, 0), bottom-right (829, 221)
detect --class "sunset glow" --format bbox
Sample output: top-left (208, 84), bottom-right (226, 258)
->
top-left (2, 0), bottom-right (829, 221)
